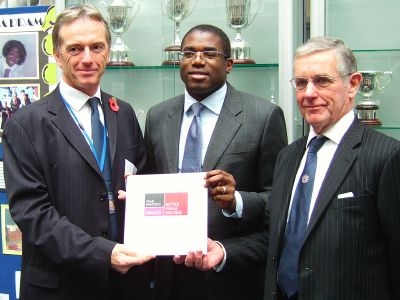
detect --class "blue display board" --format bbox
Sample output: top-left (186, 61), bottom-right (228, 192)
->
top-left (0, 6), bottom-right (55, 299)
top-left (0, 144), bottom-right (21, 300)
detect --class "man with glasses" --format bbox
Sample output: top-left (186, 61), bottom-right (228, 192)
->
top-left (144, 24), bottom-right (287, 300)
top-left (264, 36), bottom-right (400, 300)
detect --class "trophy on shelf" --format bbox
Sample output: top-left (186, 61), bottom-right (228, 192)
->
top-left (356, 70), bottom-right (392, 125)
top-left (160, 0), bottom-right (198, 65)
top-left (102, 0), bottom-right (140, 66)
top-left (225, 0), bottom-right (261, 64)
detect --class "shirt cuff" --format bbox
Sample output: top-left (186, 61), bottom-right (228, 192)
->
top-left (213, 240), bottom-right (226, 272)
top-left (222, 191), bottom-right (243, 218)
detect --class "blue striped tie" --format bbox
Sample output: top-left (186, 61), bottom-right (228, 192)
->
top-left (277, 136), bottom-right (327, 297)
top-left (181, 102), bottom-right (204, 173)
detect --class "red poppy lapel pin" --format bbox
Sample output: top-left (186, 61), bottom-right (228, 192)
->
top-left (109, 97), bottom-right (119, 112)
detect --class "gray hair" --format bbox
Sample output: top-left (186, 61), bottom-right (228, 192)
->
top-left (295, 36), bottom-right (357, 77)
top-left (52, 5), bottom-right (111, 53)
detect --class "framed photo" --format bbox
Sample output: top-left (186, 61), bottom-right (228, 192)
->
top-left (1, 204), bottom-right (22, 255)
top-left (0, 32), bottom-right (39, 80)
top-left (0, 83), bottom-right (40, 131)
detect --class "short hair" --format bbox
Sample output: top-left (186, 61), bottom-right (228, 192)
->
top-left (2, 40), bottom-right (27, 65)
top-left (52, 5), bottom-right (111, 53)
top-left (181, 24), bottom-right (232, 58)
top-left (295, 36), bottom-right (357, 77)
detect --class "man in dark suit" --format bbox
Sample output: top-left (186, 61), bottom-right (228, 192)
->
top-left (144, 24), bottom-right (287, 300)
top-left (264, 36), bottom-right (400, 300)
top-left (2, 6), bottom-right (153, 300)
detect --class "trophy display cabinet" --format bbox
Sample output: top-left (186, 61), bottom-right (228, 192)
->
top-left (91, 0), bottom-right (288, 137)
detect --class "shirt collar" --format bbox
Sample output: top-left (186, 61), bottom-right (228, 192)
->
top-left (184, 83), bottom-right (227, 115)
top-left (59, 79), bottom-right (102, 111)
top-left (307, 110), bottom-right (355, 147)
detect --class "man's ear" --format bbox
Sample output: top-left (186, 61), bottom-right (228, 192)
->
top-left (348, 72), bottom-right (362, 98)
top-left (225, 58), bottom-right (233, 74)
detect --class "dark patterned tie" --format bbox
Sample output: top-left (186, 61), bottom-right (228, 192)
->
top-left (88, 97), bottom-right (117, 240)
top-left (88, 97), bottom-right (104, 161)
top-left (4, 68), bottom-right (11, 78)
top-left (181, 102), bottom-right (204, 173)
top-left (277, 136), bottom-right (327, 297)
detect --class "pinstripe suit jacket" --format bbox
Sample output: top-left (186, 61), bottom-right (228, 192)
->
top-left (2, 86), bottom-right (147, 300)
top-left (264, 117), bottom-right (400, 300)
top-left (144, 83), bottom-right (288, 300)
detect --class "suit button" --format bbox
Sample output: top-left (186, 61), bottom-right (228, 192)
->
top-left (272, 256), bottom-right (276, 262)
top-left (272, 291), bottom-right (277, 298)
top-left (99, 193), bottom-right (107, 201)
top-left (101, 229), bottom-right (108, 238)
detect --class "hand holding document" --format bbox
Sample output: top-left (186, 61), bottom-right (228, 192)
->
top-left (110, 243), bottom-right (155, 274)
top-left (173, 238), bottom-right (224, 271)
top-left (124, 172), bottom-right (208, 255)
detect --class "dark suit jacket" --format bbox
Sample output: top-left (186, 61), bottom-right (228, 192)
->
top-left (144, 83), bottom-right (288, 300)
top-left (264, 118), bottom-right (400, 300)
top-left (2, 86), bottom-right (147, 300)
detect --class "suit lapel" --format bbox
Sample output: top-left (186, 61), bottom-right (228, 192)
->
top-left (277, 138), bottom-right (307, 251)
top-left (163, 96), bottom-right (184, 173)
top-left (101, 91), bottom-right (117, 164)
top-left (304, 119), bottom-right (364, 241)
top-left (202, 84), bottom-right (242, 171)
top-left (48, 86), bottom-right (103, 177)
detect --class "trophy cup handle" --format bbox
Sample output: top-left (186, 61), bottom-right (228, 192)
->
top-left (125, 1), bottom-right (140, 25)
top-left (248, 0), bottom-right (262, 25)
top-left (130, 0), bottom-right (141, 20)
top-left (380, 71), bottom-right (393, 91)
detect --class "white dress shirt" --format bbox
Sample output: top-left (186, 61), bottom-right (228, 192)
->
top-left (59, 79), bottom-right (104, 144)
top-left (288, 110), bottom-right (355, 224)
top-left (178, 84), bottom-right (226, 170)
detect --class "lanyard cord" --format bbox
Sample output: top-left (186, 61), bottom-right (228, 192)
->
top-left (61, 95), bottom-right (107, 172)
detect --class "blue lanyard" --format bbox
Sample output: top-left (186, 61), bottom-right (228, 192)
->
top-left (61, 95), bottom-right (107, 172)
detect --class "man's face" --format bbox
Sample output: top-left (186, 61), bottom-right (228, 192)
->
top-left (54, 18), bottom-right (110, 96)
top-left (180, 30), bottom-right (233, 101)
top-left (294, 50), bottom-right (361, 134)
top-left (6, 46), bottom-right (21, 66)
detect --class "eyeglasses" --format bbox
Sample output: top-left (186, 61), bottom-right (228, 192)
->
top-left (290, 74), bottom-right (351, 90)
top-left (178, 50), bottom-right (229, 62)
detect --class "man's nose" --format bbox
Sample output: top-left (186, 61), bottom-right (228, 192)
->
top-left (81, 47), bottom-right (93, 62)
top-left (304, 80), bottom-right (317, 96)
top-left (192, 52), bottom-right (205, 65)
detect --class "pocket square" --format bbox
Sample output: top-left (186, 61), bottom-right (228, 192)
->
top-left (338, 192), bottom-right (354, 199)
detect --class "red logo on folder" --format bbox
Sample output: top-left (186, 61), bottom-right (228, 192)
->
top-left (144, 193), bottom-right (188, 216)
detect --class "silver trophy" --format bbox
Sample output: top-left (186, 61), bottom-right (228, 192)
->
top-left (102, 0), bottom-right (140, 66)
top-left (160, 0), bottom-right (198, 65)
top-left (356, 71), bottom-right (392, 125)
top-left (225, 0), bottom-right (261, 64)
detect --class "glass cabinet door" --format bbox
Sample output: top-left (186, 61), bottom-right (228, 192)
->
top-left (73, 0), bottom-right (281, 131)
top-left (323, 0), bottom-right (400, 140)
